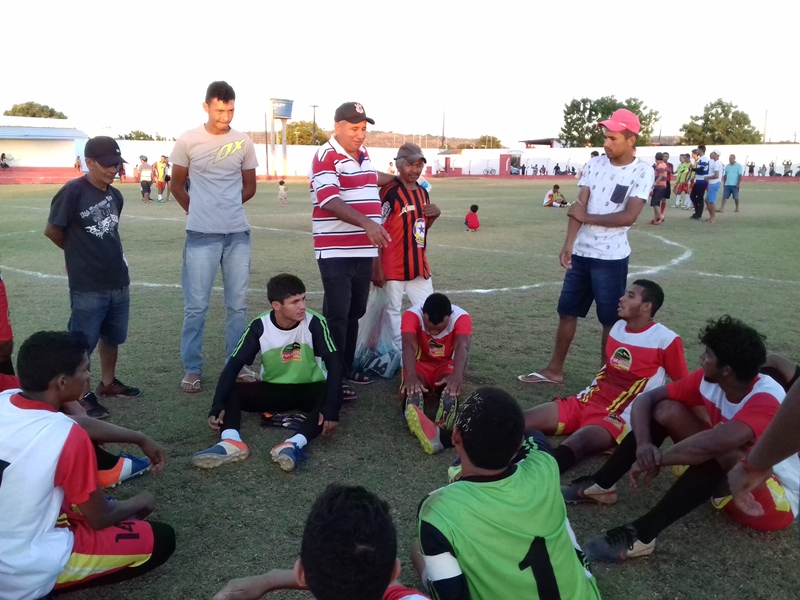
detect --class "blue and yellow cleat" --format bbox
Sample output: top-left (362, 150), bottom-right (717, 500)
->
top-left (270, 441), bottom-right (307, 472)
top-left (191, 439), bottom-right (250, 470)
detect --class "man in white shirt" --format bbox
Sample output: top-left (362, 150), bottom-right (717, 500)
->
top-left (704, 150), bottom-right (724, 224)
top-left (519, 109), bottom-right (655, 385)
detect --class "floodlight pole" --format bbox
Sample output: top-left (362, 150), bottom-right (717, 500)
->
top-left (311, 104), bottom-right (318, 145)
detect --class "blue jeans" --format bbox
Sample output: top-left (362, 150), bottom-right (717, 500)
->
top-left (557, 254), bottom-right (629, 327)
top-left (180, 230), bottom-right (251, 376)
top-left (68, 287), bottom-right (130, 354)
top-left (317, 257), bottom-right (373, 374)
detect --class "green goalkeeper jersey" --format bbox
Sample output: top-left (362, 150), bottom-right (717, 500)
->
top-left (418, 442), bottom-right (601, 600)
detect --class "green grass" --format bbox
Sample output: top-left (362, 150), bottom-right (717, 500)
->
top-left (2, 177), bottom-right (800, 599)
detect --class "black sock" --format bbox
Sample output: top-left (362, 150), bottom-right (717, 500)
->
top-left (552, 445), bottom-right (576, 473)
top-left (593, 421), bottom-right (669, 489)
top-left (632, 459), bottom-right (726, 544)
top-left (94, 443), bottom-right (121, 471)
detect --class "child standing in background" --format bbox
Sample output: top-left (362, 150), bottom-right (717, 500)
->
top-left (278, 180), bottom-right (288, 205)
top-left (464, 204), bottom-right (480, 232)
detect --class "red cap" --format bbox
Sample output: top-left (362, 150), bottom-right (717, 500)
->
top-left (598, 109), bottom-right (641, 135)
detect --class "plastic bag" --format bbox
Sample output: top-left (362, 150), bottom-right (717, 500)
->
top-left (353, 286), bottom-right (401, 379)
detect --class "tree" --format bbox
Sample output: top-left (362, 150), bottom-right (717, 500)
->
top-left (560, 96), bottom-right (659, 147)
top-left (679, 99), bottom-right (762, 145)
top-left (117, 130), bottom-right (155, 140)
top-left (476, 135), bottom-right (503, 149)
top-left (4, 101), bottom-right (67, 119)
top-left (276, 121), bottom-right (329, 145)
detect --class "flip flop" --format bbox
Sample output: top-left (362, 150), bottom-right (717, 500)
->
top-left (180, 376), bottom-right (202, 393)
top-left (342, 384), bottom-right (358, 402)
top-left (517, 372), bottom-right (560, 384)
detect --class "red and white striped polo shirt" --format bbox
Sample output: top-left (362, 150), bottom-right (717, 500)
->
top-left (309, 137), bottom-right (381, 259)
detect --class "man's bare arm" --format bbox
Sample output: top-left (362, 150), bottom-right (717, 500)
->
top-left (170, 165), bottom-right (190, 212)
top-left (44, 223), bottom-right (65, 249)
top-left (241, 169), bottom-right (257, 203)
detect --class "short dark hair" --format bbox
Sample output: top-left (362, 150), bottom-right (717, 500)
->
top-left (17, 331), bottom-right (88, 392)
top-left (632, 279), bottom-right (664, 316)
top-left (456, 387), bottom-right (524, 470)
top-left (422, 293), bottom-right (452, 326)
top-left (205, 81), bottom-right (236, 104)
top-left (698, 144), bottom-right (706, 153)
top-left (591, 151), bottom-right (599, 157)
top-left (553, 184), bottom-right (560, 190)
top-left (621, 130), bottom-right (638, 140)
top-left (655, 152), bottom-right (664, 161)
top-left (267, 273), bottom-right (306, 303)
top-left (699, 315), bottom-right (766, 382)
top-left (279, 180), bottom-right (285, 185)
top-left (301, 485), bottom-right (396, 600)
top-left (470, 204), bottom-right (479, 213)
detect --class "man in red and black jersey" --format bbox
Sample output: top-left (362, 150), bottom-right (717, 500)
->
top-left (372, 143), bottom-right (440, 351)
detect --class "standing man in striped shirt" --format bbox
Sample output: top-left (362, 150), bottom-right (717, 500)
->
top-left (372, 143), bottom-right (440, 351)
top-left (309, 102), bottom-right (391, 388)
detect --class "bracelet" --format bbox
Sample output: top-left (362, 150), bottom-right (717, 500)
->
top-left (739, 454), bottom-right (769, 474)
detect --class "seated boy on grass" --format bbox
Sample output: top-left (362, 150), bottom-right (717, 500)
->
top-left (213, 485), bottom-right (429, 600)
top-left (192, 273), bottom-right (343, 473)
top-left (0, 331), bottom-right (174, 599)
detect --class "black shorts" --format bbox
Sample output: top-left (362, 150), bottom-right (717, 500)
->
top-left (664, 182), bottom-right (671, 199)
top-left (650, 186), bottom-right (668, 206)
top-left (140, 180), bottom-right (152, 193)
top-left (165, 175), bottom-right (171, 182)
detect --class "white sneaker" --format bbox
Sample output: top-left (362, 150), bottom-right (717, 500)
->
top-left (157, 194), bottom-right (163, 201)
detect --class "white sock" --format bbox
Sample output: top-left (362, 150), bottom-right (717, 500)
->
top-left (221, 429), bottom-right (242, 442)
top-left (286, 434), bottom-right (308, 449)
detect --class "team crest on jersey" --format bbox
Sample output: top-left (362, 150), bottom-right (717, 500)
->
top-left (413, 218), bottom-right (426, 247)
top-left (604, 412), bottom-right (625, 429)
top-left (428, 339), bottom-right (445, 358)
top-left (281, 342), bottom-right (302, 362)
top-left (609, 347), bottom-right (632, 371)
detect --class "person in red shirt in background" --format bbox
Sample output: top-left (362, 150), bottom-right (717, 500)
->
top-left (660, 152), bottom-right (674, 220)
top-left (0, 271), bottom-right (14, 378)
top-left (464, 204), bottom-right (480, 231)
top-left (400, 293), bottom-right (472, 455)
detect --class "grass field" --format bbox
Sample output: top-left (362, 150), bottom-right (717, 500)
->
top-left (2, 176), bottom-right (800, 600)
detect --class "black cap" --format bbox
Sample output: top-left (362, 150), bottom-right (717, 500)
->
top-left (84, 136), bottom-right (126, 167)
top-left (334, 101), bottom-right (375, 125)
top-left (395, 142), bottom-right (426, 164)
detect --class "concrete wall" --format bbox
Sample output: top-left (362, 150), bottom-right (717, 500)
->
top-left (1, 140), bottom-right (76, 167)
top-left (6, 135), bottom-right (800, 177)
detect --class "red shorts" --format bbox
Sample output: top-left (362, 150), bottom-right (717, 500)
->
top-left (715, 477), bottom-right (795, 531)
top-left (55, 516), bottom-right (155, 589)
top-left (674, 182), bottom-right (689, 194)
top-left (555, 396), bottom-right (628, 443)
top-left (403, 360), bottom-right (454, 391)
top-left (157, 181), bottom-right (165, 191)
top-left (0, 278), bottom-right (12, 342)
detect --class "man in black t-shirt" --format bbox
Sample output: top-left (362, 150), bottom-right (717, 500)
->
top-left (45, 137), bottom-right (140, 419)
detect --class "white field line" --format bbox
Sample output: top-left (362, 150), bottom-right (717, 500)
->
top-left (3, 229), bottom-right (796, 296)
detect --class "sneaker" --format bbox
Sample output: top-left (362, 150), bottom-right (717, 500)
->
top-left (157, 194), bottom-right (163, 201)
top-left (98, 452), bottom-right (151, 488)
top-left (79, 391), bottom-right (109, 420)
top-left (584, 524), bottom-right (655, 563)
top-left (405, 404), bottom-right (444, 454)
top-left (96, 378), bottom-right (141, 399)
top-left (270, 441), bottom-right (307, 472)
top-left (561, 476), bottom-right (618, 505)
top-left (191, 439), bottom-right (250, 469)
top-left (435, 390), bottom-right (458, 431)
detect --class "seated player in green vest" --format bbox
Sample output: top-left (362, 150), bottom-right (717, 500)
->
top-left (191, 273), bottom-right (342, 473)
top-left (412, 387), bottom-right (601, 600)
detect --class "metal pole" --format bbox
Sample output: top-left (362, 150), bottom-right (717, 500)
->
top-left (310, 104), bottom-right (318, 145)
top-left (264, 112), bottom-right (269, 178)
top-left (281, 119), bottom-right (288, 177)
